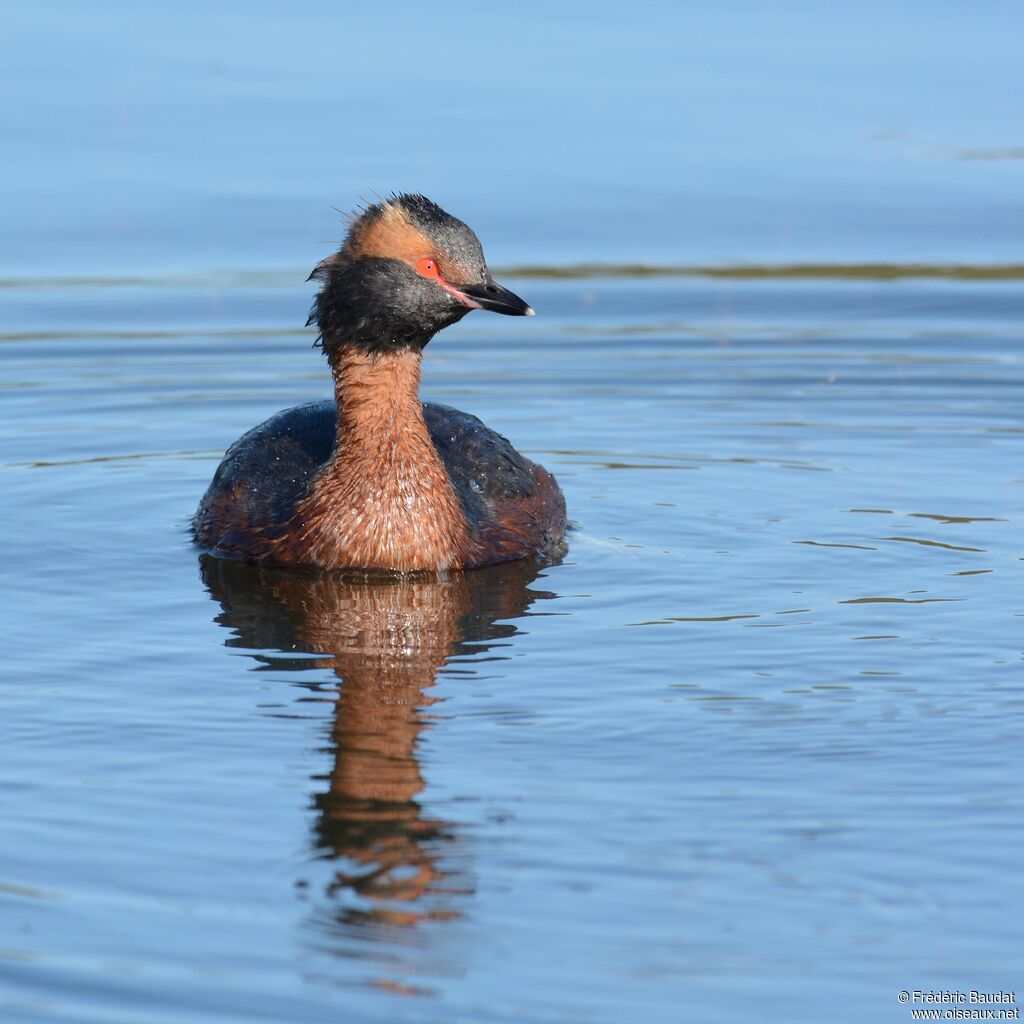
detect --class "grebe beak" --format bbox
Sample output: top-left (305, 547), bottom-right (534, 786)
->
top-left (455, 279), bottom-right (535, 317)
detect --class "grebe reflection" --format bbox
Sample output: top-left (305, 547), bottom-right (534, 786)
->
top-left (200, 555), bottom-right (556, 931)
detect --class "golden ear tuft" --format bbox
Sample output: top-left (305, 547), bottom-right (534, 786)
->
top-left (343, 201), bottom-right (433, 267)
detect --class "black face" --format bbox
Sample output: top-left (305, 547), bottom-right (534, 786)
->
top-left (310, 256), bottom-right (473, 356)
top-left (307, 195), bottom-right (532, 358)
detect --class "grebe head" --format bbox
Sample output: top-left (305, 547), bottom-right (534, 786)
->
top-left (308, 194), bottom-right (533, 356)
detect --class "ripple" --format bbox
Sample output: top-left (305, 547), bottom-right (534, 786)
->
top-left (499, 263), bottom-right (1024, 281)
top-left (941, 146), bottom-right (1024, 162)
top-left (0, 881), bottom-right (61, 901)
top-left (908, 513), bottom-right (1006, 525)
top-left (881, 536), bottom-right (986, 553)
top-left (630, 614), bottom-right (760, 625)
top-left (794, 541), bottom-right (877, 550)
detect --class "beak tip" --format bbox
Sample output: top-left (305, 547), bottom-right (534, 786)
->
top-left (455, 280), bottom-right (535, 317)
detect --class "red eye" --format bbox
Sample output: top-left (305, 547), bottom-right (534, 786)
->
top-left (416, 257), bottom-right (440, 279)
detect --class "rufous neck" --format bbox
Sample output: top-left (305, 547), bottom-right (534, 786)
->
top-left (328, 346), bottom-right (425, 440)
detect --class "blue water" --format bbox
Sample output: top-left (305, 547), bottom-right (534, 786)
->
top-left (4, 1), bottom-right (1024, 277)
top-left (2, 4), bottom-right (1023, 1023)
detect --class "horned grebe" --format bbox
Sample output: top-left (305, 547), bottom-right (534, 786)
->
top-left (193, 194), bottom-right (566, 571)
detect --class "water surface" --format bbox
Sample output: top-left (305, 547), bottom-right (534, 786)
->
top-left (3, 267), bottom-right (1022, 1023)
